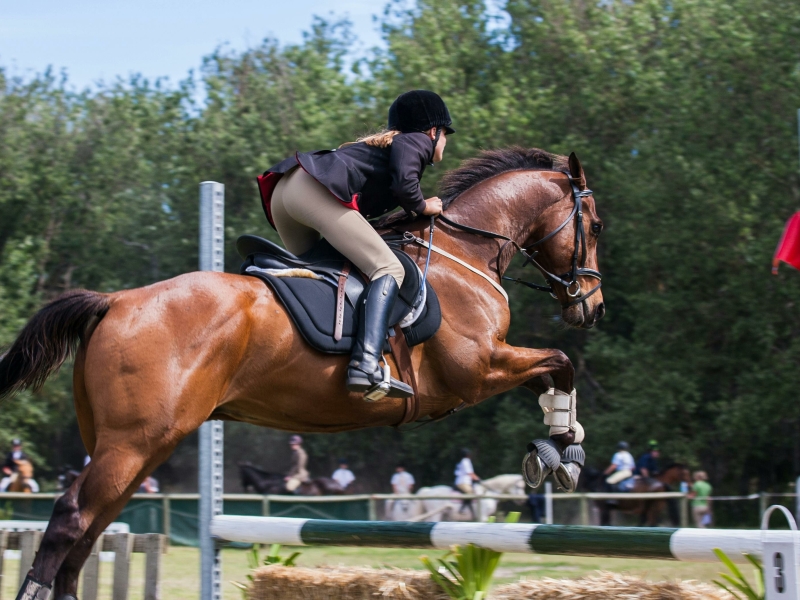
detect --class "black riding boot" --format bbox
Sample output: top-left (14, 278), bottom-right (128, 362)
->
top-left (346, 275), bottom-right (413, 399)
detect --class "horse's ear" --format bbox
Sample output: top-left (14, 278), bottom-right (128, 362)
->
top-left (568, 152), bottom-right (587, 188)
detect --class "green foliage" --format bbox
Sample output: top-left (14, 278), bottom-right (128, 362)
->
top-left (713, 548), bottom-right (764, 600)
top-left (1, 0), bottom-right (800, 491)
top-left (231, 544), bottom-right (302, 598)
top-left (420, 512), bottom-right (520, 599)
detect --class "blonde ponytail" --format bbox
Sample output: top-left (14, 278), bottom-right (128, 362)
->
top-left (339, 129), bottom-right (401, 149)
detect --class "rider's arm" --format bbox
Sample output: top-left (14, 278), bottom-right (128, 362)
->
top-left (388, 133), bottom-right (429, 217)
top-left (603, 464), bottom-right (616, 475)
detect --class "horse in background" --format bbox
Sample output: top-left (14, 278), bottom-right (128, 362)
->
top-left (583, 464), bottom-right (690, 526)
top-left (5, 460), bottom-right (38, 493)
top-left (239, 462), bottom-right (344, 496)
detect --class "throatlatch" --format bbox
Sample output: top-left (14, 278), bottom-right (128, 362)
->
top-left (522, 388), bottom-right (585, 493)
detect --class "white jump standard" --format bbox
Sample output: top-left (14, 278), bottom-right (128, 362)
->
top-left (210, 515), bottom-right (794, 564)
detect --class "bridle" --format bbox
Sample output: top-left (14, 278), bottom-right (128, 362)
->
top-left (437, 171), bottom-right (602, 310)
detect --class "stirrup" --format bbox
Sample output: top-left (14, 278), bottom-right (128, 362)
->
top-left (362, 364), bottom-right (414, 401)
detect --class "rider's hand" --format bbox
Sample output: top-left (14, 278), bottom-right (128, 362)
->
top-left (422, 197), bottom-right (443, 216)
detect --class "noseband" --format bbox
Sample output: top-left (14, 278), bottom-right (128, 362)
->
top-left (438, 171), bottom-right (602, 309)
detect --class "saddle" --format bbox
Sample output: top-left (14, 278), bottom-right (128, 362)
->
top-left (236, 235), bottom-right (441, 355)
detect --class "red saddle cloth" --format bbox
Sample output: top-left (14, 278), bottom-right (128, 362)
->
top-left (774, 211), bottom-right (800, 271)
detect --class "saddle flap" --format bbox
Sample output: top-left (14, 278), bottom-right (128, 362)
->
top-left (237, 235), bottom-right (441, 355)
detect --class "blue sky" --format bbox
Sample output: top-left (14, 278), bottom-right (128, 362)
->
top-left (0, 0), bottom-right (384, 90)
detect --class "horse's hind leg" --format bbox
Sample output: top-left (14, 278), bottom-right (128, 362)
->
top-left (18, 442), bottom-right (167, 599)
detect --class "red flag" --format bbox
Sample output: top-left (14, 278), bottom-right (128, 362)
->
top-left (773, 211), bottom-right (800, 273)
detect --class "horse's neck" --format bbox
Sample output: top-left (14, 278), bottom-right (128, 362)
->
top-left (441, 174), bottom-right (556, 274)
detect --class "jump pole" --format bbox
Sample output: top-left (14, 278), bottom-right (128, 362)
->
top-left (210, 515), bottom-right (799, 565)
top-left (199, 182), bottom-right (225, 600)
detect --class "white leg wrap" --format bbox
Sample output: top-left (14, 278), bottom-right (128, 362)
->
top-left (538, 388), bottom-right (584, 443)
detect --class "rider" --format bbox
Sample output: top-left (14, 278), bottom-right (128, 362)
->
top-left (258, 90), bottom-right (453, 399)
top-left (284, 435), bottom-right (310, 493)
top-left (2, 438), bottom-right (27, 475)
top-left (635, 439), bottom-right (660, 479)
top-left (604, 441), bottom-right (636, 491)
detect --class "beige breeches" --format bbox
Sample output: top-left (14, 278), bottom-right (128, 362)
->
top-left (456, 483), bottom-right (473, 494)
top-left (271, 168), bottom-right (405, 286)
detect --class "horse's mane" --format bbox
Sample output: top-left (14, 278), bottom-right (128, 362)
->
top-left (372, 146), bottom-right (568, 230)
top-left (439, 146), bottom-right (569, 208)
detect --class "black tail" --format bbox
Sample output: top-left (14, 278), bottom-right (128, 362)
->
top-left (0, 290), bottom-right (110, 400)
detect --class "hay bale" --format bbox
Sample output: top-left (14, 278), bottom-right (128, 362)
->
top-left (491, 571), bottom-right (732, 599)
top-left (247, 565), bottom-right (451, 599)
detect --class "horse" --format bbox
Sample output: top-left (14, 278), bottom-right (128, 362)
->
top-left (239, 462), bottom-right (344, 496)
top-left (583, 464), bottom-right (691, 526)
top-left (6, 460), bottom-right (37, 493)
top-left (385, 483), bottom-right (498, 522)
top-left (0, 147), bottom-right (604, 599)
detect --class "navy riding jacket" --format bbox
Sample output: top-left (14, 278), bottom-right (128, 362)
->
top-left (257, 132), bottom-right (434, 228)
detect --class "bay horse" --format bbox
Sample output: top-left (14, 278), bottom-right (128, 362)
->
top-left (585, 464), bottom-right (691, 526)
top-left (6, 460), bottom-right (37, 493)
top-left (0, 148), bottom-right (604, 599)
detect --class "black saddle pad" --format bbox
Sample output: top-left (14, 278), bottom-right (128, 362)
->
top-left (237, 235), bottom-right (441, 354)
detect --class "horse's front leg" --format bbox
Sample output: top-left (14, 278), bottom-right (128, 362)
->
top-left (481, 344), bottom-right (584, 494)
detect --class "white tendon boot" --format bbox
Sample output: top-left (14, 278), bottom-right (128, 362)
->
top-left (522, 388), bottom-right (585, 493)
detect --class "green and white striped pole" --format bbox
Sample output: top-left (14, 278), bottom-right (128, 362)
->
top-left (211, 516), bottom-right (793, 564)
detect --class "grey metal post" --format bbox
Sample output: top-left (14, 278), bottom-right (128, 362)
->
top-left (544, 482), bottom-right (553, 524)
top-left (796, 476), bottom-right (800, 524)
top-left (199, 181), bottom-right (225, 600)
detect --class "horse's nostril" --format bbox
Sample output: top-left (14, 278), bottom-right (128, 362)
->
top-left (595, 303), bottom-right (606, 320)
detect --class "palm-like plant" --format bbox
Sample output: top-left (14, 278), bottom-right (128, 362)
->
top-left (713, 548), bottom-right (764, 600)
top-left (420, 512), bottom-right (520, 600)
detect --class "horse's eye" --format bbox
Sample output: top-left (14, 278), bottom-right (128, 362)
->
top-left (591, 223), bottom-right (603, 235)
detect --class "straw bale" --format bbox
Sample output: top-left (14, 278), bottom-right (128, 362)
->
top-left (491, 571), bottom-right (733, 600)
top-left (247, 564), bottom-right (450, 600)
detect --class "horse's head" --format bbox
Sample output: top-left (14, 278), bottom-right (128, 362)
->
top-left (523, 153), bottom-right (605, 329)
top-left (15, 459), bottom-right (33, 479)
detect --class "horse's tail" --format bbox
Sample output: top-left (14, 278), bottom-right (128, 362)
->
top-left (0, 290), bottom-right (110, 401)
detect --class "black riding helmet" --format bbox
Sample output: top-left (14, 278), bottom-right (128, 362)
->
top-left (387, 90), bottom-right (455, 135)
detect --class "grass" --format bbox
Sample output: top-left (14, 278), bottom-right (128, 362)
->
top-left (0, 545), bottom-right (746, 599)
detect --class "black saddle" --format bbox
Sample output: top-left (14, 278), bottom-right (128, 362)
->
top-left (237, 235), bottom-right (441, 354)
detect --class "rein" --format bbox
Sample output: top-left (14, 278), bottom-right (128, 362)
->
top-left (437, 171), bottom-right (602, 310)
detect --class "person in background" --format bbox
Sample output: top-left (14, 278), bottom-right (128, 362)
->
top-left (332, 458), bottom-right (355, 490)
top-left (391, 464), bottom-right (415, 495)
top-left (454, 448), bottom-right (481, 517)
top-left (689, 470), bottom-right (713, 528)
top-left (138, 475), bottom-right (159, 493)
top-left (604, 441), bottom-right (636, 491)
top-left (3, 439), bottom-right (28, 476)
top-left (284, 435), bottom-right (310, 493)
top-left (454, 448), bottom-right (480, 494)
top-left (636, 440), bottom-right (661, 479)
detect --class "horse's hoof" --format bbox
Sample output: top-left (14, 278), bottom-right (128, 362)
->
top-left (522, 439), bottom-right (561, 488)
top-left (552, 444), bottom-right (585, 493)
top-left (553, 462), bottom-right (581, 493)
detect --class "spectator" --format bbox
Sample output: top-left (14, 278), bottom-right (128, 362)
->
top-left (332, 459), bottom-right (355, 490)
top-left (689, 471), bottom-right (713, 528)
top-left (284, 435), bottom-right (310, 493)
top-left (138, 476), bottom-right (160, 493)
top-left (527, 492), bottom-right (546, 523)
top-left (3, 439), bottom-right (27, 476)
top-left (391, 464), bottom-right (415, 495)
top-left (636, 440), bottom-right (661, 479)
top-left (454, 449), bottom-right (480, 494)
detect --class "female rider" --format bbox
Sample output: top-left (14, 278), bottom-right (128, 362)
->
top-left (257, 90), bottom-right (453, 399)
